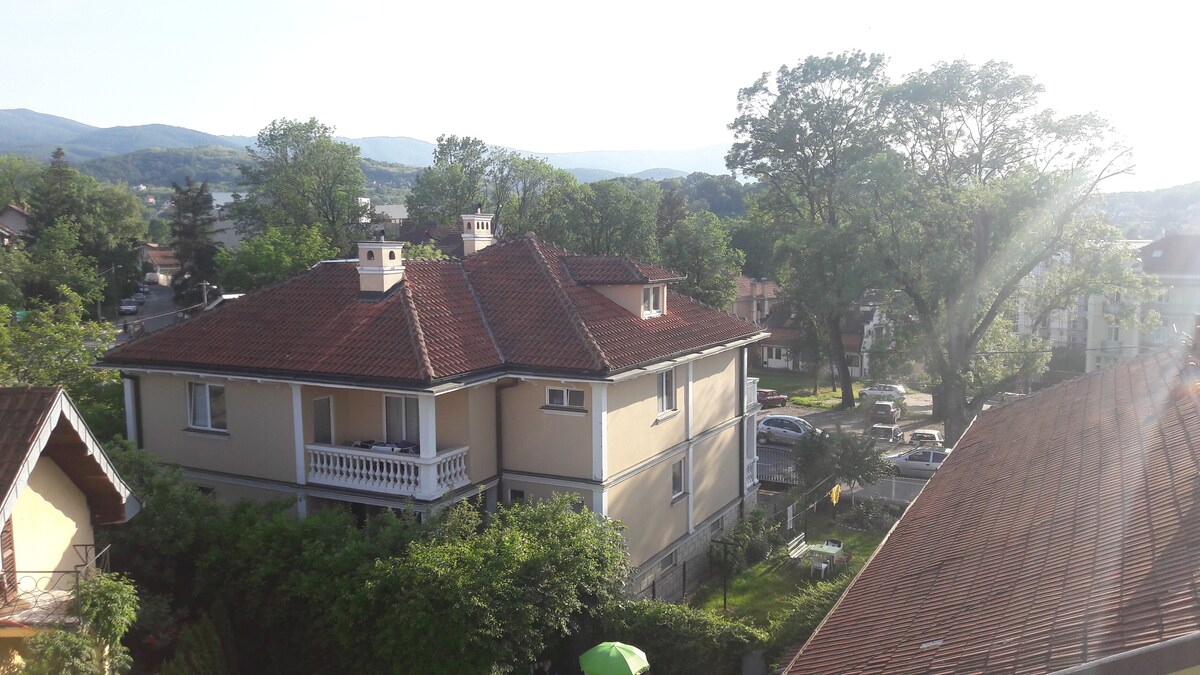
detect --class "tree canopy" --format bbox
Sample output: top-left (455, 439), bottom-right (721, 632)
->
top-left (215, 224), bottom-right (337, 293)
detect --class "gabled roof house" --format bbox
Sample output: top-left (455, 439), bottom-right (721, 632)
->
top-left (101, 213), bottom-right (767, 597)
top-left (783, 339), bottom-right (1200, 674)
top-left (0, 386), bottom-right (138, 653)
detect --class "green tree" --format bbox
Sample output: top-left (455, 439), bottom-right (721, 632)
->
top-left (26, 148), bottom-right (86, 242)
top-left (0, 154), bottom-right (42, 208)
top-left (660, 211), bottom-right (744, 307)
top-left (489, 153), bottom-right (583, 241)
top-left (728, 51), bottom-right (892, 408)
top-left (215, 225), bottom-right (337, 292)
top-left (573, 178), bottom-right (662, 259)
top-left (403, 240), bottom-right (446, 260)
top-left (405, 134), bottom-right (492, 227)
top-left (169, 178), bottom-right (220, 304)
top-left (23, 572), bottom-right (138, 675)
top-left (867, 60), bottom-right (1145, 441)
top-left (596, 599), bottom-right (767, 675)
top-left (234, 118), bottom-right (368, 253)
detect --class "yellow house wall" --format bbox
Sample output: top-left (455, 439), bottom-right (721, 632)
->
top-left (607, 368), bottom-right (685, 475)
top-left (138, 373), bottom-right (295, 483)
top-left (691, 425), bottom-right (739, 525)
top-left (463, 385), bottom-right (497, 481)
top-left (500, 380), bottom-right (592, 478)
top-left (691, 351), bottom-right (738, 434)
top-left (12, 458), bottom-right (94, 586)
top-left (501, 478), bottom-right (590, 506)
top-left (607, 455), bottom-right (688, 567)
top-left (593, 284), bottom-right (648, 317)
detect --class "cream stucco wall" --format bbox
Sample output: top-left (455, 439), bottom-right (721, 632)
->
top-left (607, 454), bottom-right (689, 567)
top-left (463, 385), bottom-right (498, 481)
top-left (690, 425), bottom-right (740, 525)
top-left (607, 367), bottom-right (685, 475)
top-left (138, 373), bottom-right (296, 483)
top-left (500, 380), bottom-right (592, 478)
top-left (501, 479), bottom-right (590, 507)
top-left (12, 458), bottom-right (94, 587)
top-left (691, 351), bottom-right (738, 434)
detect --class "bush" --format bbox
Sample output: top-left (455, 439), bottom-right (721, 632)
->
top-left (839, 498), bottom-right (903, 532)
top-left (710, 508), bottom-right (781, 576)
top-left (597, 599), bottom-right (767, 675)
top-left (766, 575), bottom-right (852, 665)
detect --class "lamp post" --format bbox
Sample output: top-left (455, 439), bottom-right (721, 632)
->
top-left (711, 538), bottom-right (736, 612)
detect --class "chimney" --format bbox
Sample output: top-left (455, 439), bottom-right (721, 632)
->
top-left (357, 238), bottom-right (405, 300)
top-left (461, 207), bottom-right (495, 255)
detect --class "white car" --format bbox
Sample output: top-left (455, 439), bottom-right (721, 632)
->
top-left (908, 429), bottom-right (944, 446)
top-left (859, 384), bottom-right (907, 401)
top-left (887, 447), bottom-right (950, 478)
top-left (757, 415), bottom-right (819, 445)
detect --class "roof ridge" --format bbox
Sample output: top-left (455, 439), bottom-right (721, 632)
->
top-left (399, 280), bottom-right (434, 381)
top-left (459, 265), bottom-right (505, 365)
top-left (525, 237), bottom-right (612, 373)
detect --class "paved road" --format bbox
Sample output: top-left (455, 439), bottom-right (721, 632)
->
top-left (111, 283), bottom-right (183, 344)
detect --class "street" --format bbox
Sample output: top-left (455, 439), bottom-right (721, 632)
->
top-left (111, 283), bottom-right (183, 343)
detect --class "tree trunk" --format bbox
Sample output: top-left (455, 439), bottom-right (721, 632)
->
top-left (940, 372), bottom-right (971, 445)
top-left (825, 314), bottom-right (856, 409)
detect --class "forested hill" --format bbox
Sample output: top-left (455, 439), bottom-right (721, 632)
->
top-left (1101, 182), bottom-right (1200, 238)
top-left (0, 109), bottom-right (242, 161)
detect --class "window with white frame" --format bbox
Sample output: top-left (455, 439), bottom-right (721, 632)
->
top-left (545, 386), bottom-right (585, 409)
top-left (659, 549), bottom-right (677, 571)
top-left (671, 458), bottom-right (685, 499)
top-left (1107, 325), bottom-right (1120, 342)
top-left (657, 368), bottom-right (676, 413)
top-left (188, 382), bottom-right (227, 431)
top-left (312, 397), bottom-right (333, 444)
top-left (384, 395), bottom-right (420, 444)
top-left (710, 515), bottom-right (725, 535)
top-left (642, 285), bottom-right (663, 317)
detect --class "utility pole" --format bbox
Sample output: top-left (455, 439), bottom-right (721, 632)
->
top-left (200, 281), bottom-right (210, 307)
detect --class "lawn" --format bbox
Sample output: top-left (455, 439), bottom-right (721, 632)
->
top-left (689, 511), bottom-right (887, 627)
top-left (752, 371), bottom-right (855, 410)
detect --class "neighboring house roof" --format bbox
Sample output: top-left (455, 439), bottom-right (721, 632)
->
top-left (1, 204), bottom-right (29, 218)
top-left (146, 249), bottom-right (180, 270)
top-left (1142, 235), bottom-right (1200, 276)
top-left (102, 234), bottom-right (763, 385)
top-left (735, 276), bottom-right (780, 300)
top-left (784, 347), bottom-right (1200, 674)
top-left (0, 387), bottom-right (139, 527)
top-left (562, 256), bottom-right (685, 285)
top-left (375, 204), bottom-right (408, 221)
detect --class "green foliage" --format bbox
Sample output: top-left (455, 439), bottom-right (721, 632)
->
top-left (792, 428), bottom-right (891, 497)
top-left (839, 497), bottom-right (903, 532)
top-left (157, 613), bottom-right (233, 675)
top-left (402, 240), bottom-right (446, 260)
top-left (710, 508), bottom-right (781, 576)
top-left (766, 575), bottom-right (852, 659)
top-left (0, 154), bottom-right (42, 208)
top-left (169, 178), bottom-right (220, 304)
top-left (215, 225), bottom-right (337, 292)
top-left (660, 211), bottom-right (744, 307)
top-left (22, 629), bottom-right (101, 675)
top-left (596, 599), bottom-right (767, 675)
top-left (15, 219), bottom-right (104, 306)
top-left (406, 135), bottom-right (493, 226)
top-left (79, 572), bottom-right (139, 647)
top-left (79, 146), bottom-right (248, 189)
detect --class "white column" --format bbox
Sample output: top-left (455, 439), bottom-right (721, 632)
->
top-left (291, 384), bottom-right (306, 485)
top-left (685, 362), bottom-right (694, 440)
top-left (687, 443), bottom-right (695, 533)
top-left (590, 382), bottom-right (608, 482)
top-left (592, 488), bottom-right (607, 516)
top-left (418, 395), bottom-right (438, 499)
top-left (122, 377), bottom-right (138, 447)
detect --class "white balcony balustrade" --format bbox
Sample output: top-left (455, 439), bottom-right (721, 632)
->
top-left (745, 377), bottom-right (759, 412)
top-left (306, 444), bottom-right (470, 500)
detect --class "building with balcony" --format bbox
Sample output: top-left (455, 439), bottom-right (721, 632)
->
top-left (101, 215), bottom-right (766, 595)
top-left (0, 386), bottom-right (139, 666)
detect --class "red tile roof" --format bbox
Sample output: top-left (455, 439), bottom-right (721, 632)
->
top-left (785, 348), bottom-right (1200, 674)
top-left (562, 256), bottom-right (684, 285)
top-left (735, 276), bottom-right (780, 300)
top-left (103, 234), bottom-right (762, 384)
top-left (146, 249), bottom-right (180, 270)
top-left (0, 388), bottom-right (58, 494)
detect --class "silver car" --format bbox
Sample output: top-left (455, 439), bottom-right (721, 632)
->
top-left (757, 415), bottom-right (818, 445)
top-left (858, 384), bottom-right (907, 401)
top-left (887, 448), bottom-right (950, 478)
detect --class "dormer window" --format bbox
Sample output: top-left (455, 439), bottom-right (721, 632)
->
top-left (642, 285), bottom-right (663, 318)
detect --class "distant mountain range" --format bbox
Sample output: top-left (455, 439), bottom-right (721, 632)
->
top-left (0, 109), bottom-right (721, 183)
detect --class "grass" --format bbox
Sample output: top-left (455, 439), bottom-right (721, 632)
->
top-left (753, 371), bottom-right (856, 410)
top-left (689, 511), bottom-right (888, 628)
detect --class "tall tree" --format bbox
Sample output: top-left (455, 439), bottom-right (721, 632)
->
top-left (234, 118), bottom-right (368, 254)
top-left (488, 152), bottom-right (582, 241)
top-left (573, 178), bottom-right (662, 259)
top-left (869, 60), bottom-right (1144, 441)
top-left (406, 135), bottom-right (492, 227)
top-left (215, 225), bottom-right (337, 293)
top-left (26, 148), bottom-right (86, 242)
top-left (727, 51), bottom-right (892, 408)
top-left (660, 211), bottom-right (744, 307)
top-left (169, 178), bottom-right (220, 304)
top-left (0, 154), bottom-right (43, 209)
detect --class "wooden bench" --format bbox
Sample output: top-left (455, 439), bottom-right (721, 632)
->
top-left (787, 533), bottom-right (809, 561)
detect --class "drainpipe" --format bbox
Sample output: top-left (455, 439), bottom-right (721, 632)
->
top-left (495, 378), bottom-right (519, 503)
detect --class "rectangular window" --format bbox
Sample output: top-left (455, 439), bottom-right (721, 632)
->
top-left (659, 550), bottom-right (677, 571)
top-left (188, 382), bottom-right (226, 431)
top-left (710, 516), bottom-right (725, 535)
top-left (1107, 326), bottom-right (1120, 341)
top-left (508, 489), bottom-right (525, 503)
top-left (846, 354), bottom-right (861, 368)
top-left (385, 395), bottom-right (420, 444)
top-left (657, 369), bottom-right (676, 413)
top-left (312, 397), bottom-right (332, 444)
top-left (642, 285), bottom-right (663, 317)
top-left (546, 387), bottom-right (586, 409)
top-left (671, 458), bottom-right (685, 499)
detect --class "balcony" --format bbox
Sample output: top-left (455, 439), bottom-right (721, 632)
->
top-left (745, 377), bottom-right (759, 413)
top-left (306, 443), bottom-right (470, 500)
top-left (0, 545), bottom-right (107, 629)
top-left (1101, 340), bottom-right (1123, 355)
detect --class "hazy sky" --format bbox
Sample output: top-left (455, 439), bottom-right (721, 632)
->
top-left (4, 0), bottom-right (1196, 191)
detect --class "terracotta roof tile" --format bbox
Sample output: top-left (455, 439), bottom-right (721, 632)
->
top-left (786, 349), bottom-right (1200, 674)
top-left (105, 234), bottom-right (762, 383)
top-left (562, 255), bottom-right (684, 285)
top-left (0, 387), bottom-right (58, 497)
top-left (735, 276), bottom-right (780, 299)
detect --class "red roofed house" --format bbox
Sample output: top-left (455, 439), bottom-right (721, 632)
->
top-left (730, 276), bottom-right (780, 326)
top-left (101, 213), bottom-right (766, 598)
top-left (0, 387), bottom-right (139, 666)
top-left (141, 245), bottom-right (181, 286)
top-left (782, 340), bottom-right (1200, 674)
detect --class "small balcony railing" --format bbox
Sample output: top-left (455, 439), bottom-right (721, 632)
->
top-left (0, 544), bottom-right (109, 628)
top-left (306, 443), bottom-right (470, 500)
top-left (745, 377), bottom-right (759, 413)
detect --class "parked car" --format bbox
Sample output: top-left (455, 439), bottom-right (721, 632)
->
top-left (870, 400), bottom-right (901, 424)
top-left (757, 388), bottom-right (788, 408)
top-left (133, 292), bottom-right (146, 305)
top-left (887, 447), bottom-right (951, 478)
top-left (118, 298), bottom-right (139, 315)
top-left (858, 384), bottom-right (907, 401)
top-left (909, 429), bottom-right (944, 446)
top-left (137, 283), bottom-right (150, 293)
top-left (869, 424), bottom-right (904, 444)
top-left (757, 415), bottom-right (819, 445)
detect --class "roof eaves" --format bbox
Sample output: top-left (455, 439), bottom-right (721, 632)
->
top-left (527, 238), bottom-right (612, 373)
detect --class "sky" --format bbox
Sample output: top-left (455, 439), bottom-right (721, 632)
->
top-left (3, 0), bottom-right (1197, 192)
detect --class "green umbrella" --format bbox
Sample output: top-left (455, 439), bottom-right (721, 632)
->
top-left (579, 641), bottom-right (650, 675)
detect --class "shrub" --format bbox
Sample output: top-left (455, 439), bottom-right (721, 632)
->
top-left (597, 599), bottom-right (767, 675)
top-left (710, 508), bottom-right (781, 576)
top-left (766, 575), bottom-right (852, 664)
top-left (839, 498), bottom-right (904, 532)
